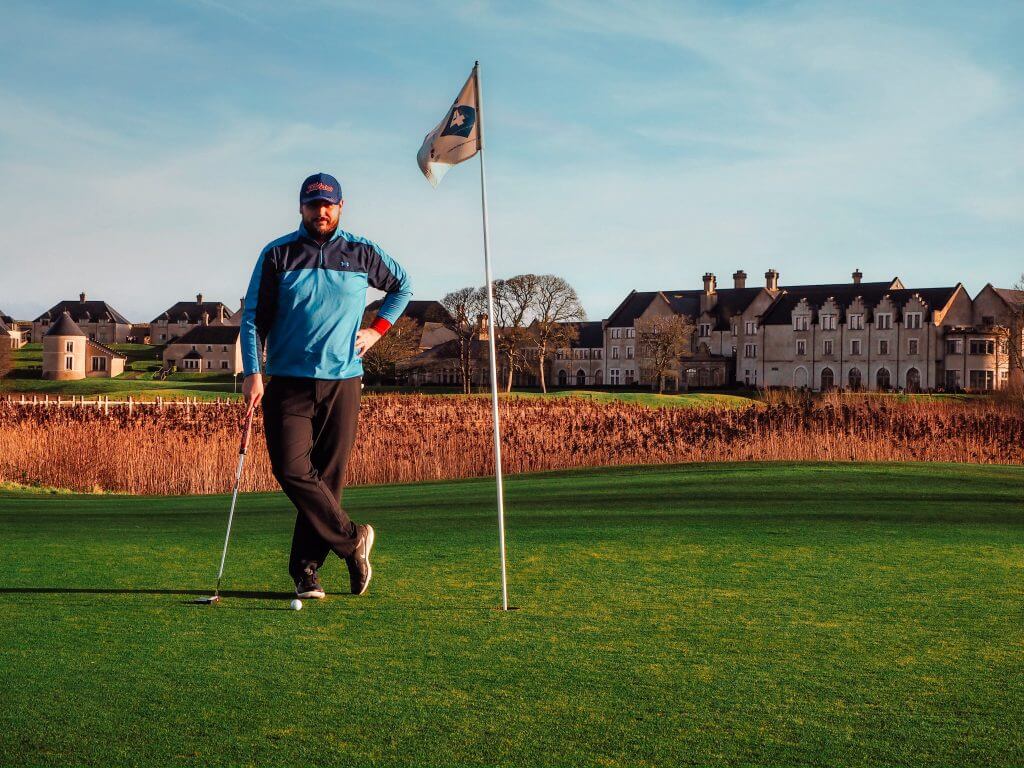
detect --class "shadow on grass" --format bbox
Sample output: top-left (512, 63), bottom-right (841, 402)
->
top-left (0, 587), bottom-right (293, 600)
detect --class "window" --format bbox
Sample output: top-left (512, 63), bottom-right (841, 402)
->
top-left (159, 333), bottom-right (166, 340)
top-left (626, 346), bottom-right (634, 359)
top-left (969, 340), bottom-right (995, 355)
top-left (876, 313), bottom-right (892, 330)
top-left (947, 339), bottom-right (963, 354)
top-left (848, 314), bottom-right (864, 330)
top-left (627, 328), bottom-right (635, 338)
top-left (206, 360), bottom-right (213, 369)
top-left (221, 361), bottom-right (229, 369)
top-left (625, 369), bottom-right (635, 385)
top-left (879, 339), bottom-right (889, 355)
top-left (610, 368), bottom-right (620, 385)
top-left (908, 339), bottom-right (919, 355)
top-left (699, 323), bottom-right (711, 337)
top-left (793, 315), bottom-right (809, 331)
top-left (206, 345), bottom-right (212, 352)
top-left (905, 312), bottom-right (922, 329)
top-left (745, 321), bottom-right (757, 335)
top-left (63, 340), bottom-right (73, 353)
top-left (945, 370), bottom-right (960, 389)
top-left (611, 347), bottom-right (619, 359)
top-left (796, 339), bottom-right (806, 356)
top-left (65, 355), bottom-right (74, 370)
top-left (982, 315), bottom-right (995, 325)
top-left (91, 356), bottom-right (106, 372)
top-left (969, 370), bottom-right (994, 390)
top-left (851, 339), bottom-right (862, 355)
top-left (821, 314), bottom-right (837, 331)
top-left (222, 345), bottom-right (228, 352)
top-left (595, 349), bottom-right (602, 359)
top-left (823, 339), bottom-right (833, 356)
top-left (182, 359), bottom-right (200, 370)
top-left (744, 343), bottom-right (757, 358)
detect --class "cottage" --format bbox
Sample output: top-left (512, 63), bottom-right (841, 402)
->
top-left (42, 312), bottom-right (126, 380)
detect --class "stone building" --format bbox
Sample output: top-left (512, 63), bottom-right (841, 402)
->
top-left (0, 311), bottom-right (27, 349)
top-left (150, 293), bottom-right (235, 344)
top-left (42, 312), bottom-right (126, 380)
top-left (161, 324), bottom-right (242, 374)
top-left (365, 298), bottom-right (456, 351)
top-left (551, 321), bottom-right (605, 387)
top-left (32, 293), bottom-right (131, 344)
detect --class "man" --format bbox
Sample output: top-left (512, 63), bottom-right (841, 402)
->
top-left (240, 172), bottom-right (412, 599)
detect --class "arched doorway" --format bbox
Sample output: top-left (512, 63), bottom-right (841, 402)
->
top-left (906, 367), bottom-right (921, 392)
top-left (794, 366), bottom-right (809, 388)
top-left (848, 367), bottom-right (862, 390)
top-left (595, 369), bottom-right (603, 385)
top-left (876, 367), bottom-right (891, 390)
top-left (698, 368), bottom-right (710, 387)
top-left (558, 369), bottom-right (567, 386)
top-left (576, 369), bottom-right (586, 386)
top-left (820, 367), bottom-right (835, 391)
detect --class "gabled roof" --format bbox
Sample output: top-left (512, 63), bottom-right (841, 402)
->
top-left (0, 309), bottom-right (14, 326)
top-left (36, 300), bottom-right (131, 325)
top-left (152, 300), bottom-right (233, 324)
top-left (44, 312), bottom-right (86, 337)
top-left (365, 298), bottom-right (452, 325)
top-left (606, 290), bottom-right (660, 327)
top-left (694, 287), bottom-right (766, 330)
top-left (86, 339), bottom-right (127, 359)
top-left (171, 325), bottom-right (240, 345)
top-left (759, 281), bottom-right (954, 325)
top-left (992, 287), bottom-right (1024, 309)
top-left (0, 318), bottom-right (10, 336)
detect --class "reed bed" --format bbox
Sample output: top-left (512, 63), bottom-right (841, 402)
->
top-left (1, 393), bottom-right (1022, 495)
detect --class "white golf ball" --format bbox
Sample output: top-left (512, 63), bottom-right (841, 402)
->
top-left (290, 599), bottom-right (303, 611)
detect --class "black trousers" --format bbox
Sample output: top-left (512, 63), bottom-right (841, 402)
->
top-left (261, 375), bottom-right (362, 580)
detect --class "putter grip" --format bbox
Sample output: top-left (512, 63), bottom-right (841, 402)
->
top-left (239, 406), bottom-right (255, 455)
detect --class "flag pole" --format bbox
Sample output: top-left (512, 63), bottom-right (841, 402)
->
top-left (474, 60), bottom-right (510, 611)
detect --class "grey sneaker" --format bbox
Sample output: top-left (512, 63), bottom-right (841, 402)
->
top-left (346, 524), bottom-right (375, 596)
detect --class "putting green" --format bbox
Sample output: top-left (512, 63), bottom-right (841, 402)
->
top-left (1, 462), bottom-right (1021, 766)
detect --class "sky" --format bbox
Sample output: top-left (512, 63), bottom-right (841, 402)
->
top-left (0, 0), bottom-right (1021, 323)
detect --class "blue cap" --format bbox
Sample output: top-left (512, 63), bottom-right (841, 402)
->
top-left (299, 173), bottom-right (342, 205)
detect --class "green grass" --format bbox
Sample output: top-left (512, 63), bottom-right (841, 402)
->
top-left (1, 462), bottom-right (1020, 767)
top-left (511, 389), bottom-right (755, 408)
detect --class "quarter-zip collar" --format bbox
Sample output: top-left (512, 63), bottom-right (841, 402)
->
top-left (297, 221), bottom-right (344, 268)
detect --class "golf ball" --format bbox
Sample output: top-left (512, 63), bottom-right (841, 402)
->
top-left (290, 599), bottom-right (302, 611)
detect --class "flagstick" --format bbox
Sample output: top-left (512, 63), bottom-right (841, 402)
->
top-left (474, 60), bottom-right (510, 611)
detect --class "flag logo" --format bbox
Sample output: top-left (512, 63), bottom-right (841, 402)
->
top-left (441, 105), bottom-right (476, 138)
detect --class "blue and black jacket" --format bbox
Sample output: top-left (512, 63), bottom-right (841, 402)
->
top-left (240, 224), bottom-right (412, 379)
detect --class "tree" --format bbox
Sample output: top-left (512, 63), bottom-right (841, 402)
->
top-left (635, 314), bottom-right (695, 393)
top-left (1000, 274), bottom-right (1024, 391)
top-left (530, 275), bottom-right (586, 393)
top-left (441, 286), bottom-right (488, 394)
top-left (492, 274), bottom-right (539, 392)
top-left (359, 311), bottom-right (421, 385)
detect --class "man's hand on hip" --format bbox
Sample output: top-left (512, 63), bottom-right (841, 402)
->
top-left (243, 373), bottom-right (264, 410)
top-left (355, 328), bottom-right (382, 359)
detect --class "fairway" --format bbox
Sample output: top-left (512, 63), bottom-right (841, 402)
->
top-left (1, 463), bottom-right (1021, 767)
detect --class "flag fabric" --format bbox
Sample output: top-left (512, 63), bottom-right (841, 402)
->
top-left (417, 68), bottom-right (480, 188)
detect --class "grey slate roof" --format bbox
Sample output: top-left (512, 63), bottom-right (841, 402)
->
top-left (559, 321), bottom-right (604, 348)
top-left (760, 281), bottom-right (955, 325)
top-left (365, 298), bottom-right (452, 325)
top-left (44, 312), bottom-right (86, 337)
top-left (171, 325), bottom-right (240, 345)
top-left (152, 300), bottom-right (234, 324)
top-left (36, 300), bottom-right (130, 325)
top-left (87, 339), bottom-right (127, 359)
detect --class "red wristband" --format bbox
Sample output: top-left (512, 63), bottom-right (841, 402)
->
top-left (370, 316), bottom-right (392, 335)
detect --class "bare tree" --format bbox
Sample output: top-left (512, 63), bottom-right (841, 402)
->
top-left (491, 274), bottom-right (539, 392)
top-left (635, 314), bottom-right (695, 393)
top-left (441, 286), bottom-right (488, 394)
top-left (1001, 274), bottom-right (1024, 390)
top-left (359, 311), bottom-right (421, 385)
top-left (531, 275), bottom-right (586, 393)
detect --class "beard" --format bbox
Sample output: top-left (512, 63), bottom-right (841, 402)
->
top-left (305, 215), bottom-right (337, 240)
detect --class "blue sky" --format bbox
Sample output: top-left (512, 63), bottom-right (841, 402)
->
top-left (0, 1), bottom-right (1021, 323)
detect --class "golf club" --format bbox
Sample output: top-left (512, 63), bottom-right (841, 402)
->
top-left (194, 402), bottom-right (256, 604)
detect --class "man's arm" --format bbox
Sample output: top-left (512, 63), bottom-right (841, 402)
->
top-left (240, 247), bottom-right (278, 406)
top-left (364, 241), bottom-right (413, 335)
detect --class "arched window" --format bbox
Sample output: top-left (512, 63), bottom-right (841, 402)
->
top-left (848, 367), bottom-right (862, 390)
top-left (595, 369), bottom-right (603, 385)
top-left (906, 367), bottom-right (921, 393)
top-left (876, 367), bottom-right (891, 390)
top-left (794, 366), bottom-right (809, 388)
top-left (698, 368), bottom-right (710, 386)
top-left (558, 369), bottom-right (567, 386)
top-left (820, 367), bottom-right (835, 390)
top-left (576, 369), bottom-right (586, 386)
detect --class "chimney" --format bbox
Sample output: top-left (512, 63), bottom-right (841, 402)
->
top-left (218, 305), bottom-right (225, 323)
top-left (239, 298), bottom-right (245, 312)
top-left (79, 292), bottom-right (86, 303)
top-left (196, 293), bottom-right (204, 304)
top-left (700, 273), bottom-right (717, 314)
top-left (477, 312), bottom-right (489, 339)
top-left (702, 273), bottom-right (716, 295)
top-left (765, 269), bottom-right (780, 292)
top-left (733, 270), bottom-right (747, 289)
top-left (852, 269), bottom-right (863, 285)
top-left (201, 311), bottom-right (209, 326)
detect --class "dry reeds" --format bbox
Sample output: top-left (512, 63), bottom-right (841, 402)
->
top-left (0, 394), bottom-right (1021, 494)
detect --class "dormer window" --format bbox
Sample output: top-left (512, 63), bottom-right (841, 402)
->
top-left (848, 314), bottom-right (864, 330)
top-left (821, 314), bottom-right (837, 331)
top-left (699, 323), bottom-right (711, 337)
top-left (876, 313), bottom-right (892, 330)
top-left (905, 312), bottom-right (922, 329)
top-left (744, 321), bottom-right (757, 335)
top-left (793, 316), bottom-right (810, 331)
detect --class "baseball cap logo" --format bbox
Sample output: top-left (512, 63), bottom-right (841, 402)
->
top-left (305, 181), bottom-right (334, 194)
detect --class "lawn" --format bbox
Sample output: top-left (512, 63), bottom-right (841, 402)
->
top-left (0, 462), bottom-right (1020, 767)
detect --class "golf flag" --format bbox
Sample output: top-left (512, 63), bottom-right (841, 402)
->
top-left (417, 68), bottom-right (480, 187)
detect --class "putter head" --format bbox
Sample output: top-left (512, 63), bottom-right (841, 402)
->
top-left (193, 595), bottom-right (221, 604)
